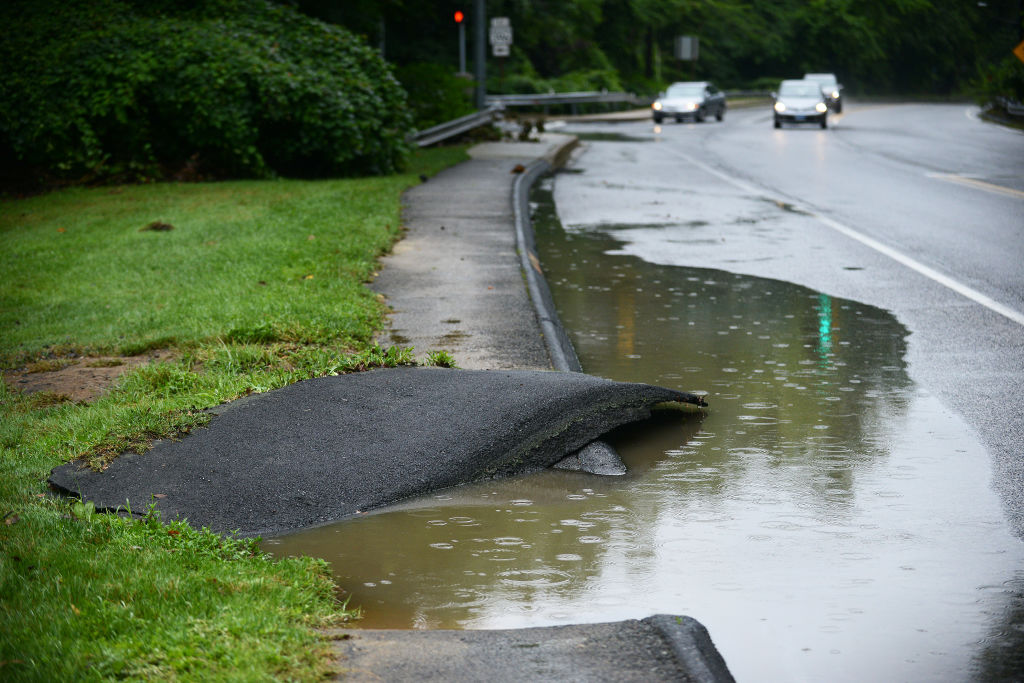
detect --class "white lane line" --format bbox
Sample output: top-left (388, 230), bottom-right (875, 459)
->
top-left (813, 213), bottom-right (1024, 326)
top-left (665, 147), bottom-right (1024, 327)
top-left (926, 172), bottom-right (1024, 200)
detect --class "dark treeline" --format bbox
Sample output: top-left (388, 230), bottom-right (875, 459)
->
top-left (296, 0), bottom-right (1023, 97)
top-left (3, 0), bottom-right (1020, 188)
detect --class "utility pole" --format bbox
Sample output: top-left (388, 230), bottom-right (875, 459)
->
top-left (474, 0), bottom-right (486, 109)
top-left (457, 13), bottom-right (466, 74)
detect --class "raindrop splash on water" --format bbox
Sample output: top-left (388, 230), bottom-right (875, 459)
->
top-left (265, 176), bottom-right (1024, 682)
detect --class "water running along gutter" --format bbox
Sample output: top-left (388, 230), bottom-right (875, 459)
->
top-left (512, 157), bottom-right (584, 374)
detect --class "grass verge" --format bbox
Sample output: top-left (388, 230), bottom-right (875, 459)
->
top-left (0, 145), bottom-right (468, 681)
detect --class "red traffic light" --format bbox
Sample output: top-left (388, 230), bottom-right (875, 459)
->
top-left (454, 10), bottom-right (464, 23)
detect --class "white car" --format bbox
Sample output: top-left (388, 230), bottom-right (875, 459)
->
top-left (772, 79), bottom-right (829, 129)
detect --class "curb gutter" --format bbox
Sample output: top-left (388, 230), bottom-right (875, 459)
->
top-left (508, 138), bottom-right (734, 682)
top-left (512, 155), bottom-right (583, 373)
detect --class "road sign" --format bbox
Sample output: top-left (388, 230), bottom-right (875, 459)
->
top-left (1014, 39), bottom-right (1024, 65)
top-left (489, 16), bottom-right (513, 47)
top-left (489, 16), bottom-right (512, 58)
top-left (674, 35), bottom-right (699, 61)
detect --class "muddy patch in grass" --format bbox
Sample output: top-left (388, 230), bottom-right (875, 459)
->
top-left (4, 350), bottom-right (175, 402)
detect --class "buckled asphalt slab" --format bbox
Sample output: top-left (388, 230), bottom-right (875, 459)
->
top-left (49, 368), bottom-right (701, 537)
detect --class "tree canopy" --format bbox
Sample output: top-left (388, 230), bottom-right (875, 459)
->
top-left (299, 0), bottom-right (1023, 97)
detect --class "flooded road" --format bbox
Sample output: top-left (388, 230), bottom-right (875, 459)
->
top-left (268, 176), bottom-right (1024, 681)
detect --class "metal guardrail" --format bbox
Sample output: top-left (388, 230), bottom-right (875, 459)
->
top-left (996, 96), bottom-right (1024, 117)
top-left (410, 89), bottom-right (774, 146)
top-left (724, 90), bottom-right (773, 99)
top-left (410, 106), bottom-right (503, 147)
top-left (486, 90), bottom-right (647, 107)
top-left (488, 90), bottom-right (771, 107)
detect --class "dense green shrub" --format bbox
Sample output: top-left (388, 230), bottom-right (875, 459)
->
top-left (0, 0), bottom-right (413, 186)
top-left (973, 55), bottom-right (1024, 109)
top-left (395, 62), bottom-right (475, 130)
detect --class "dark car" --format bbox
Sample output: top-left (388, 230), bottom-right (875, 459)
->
top-left (652, 81), bottom-right (726, 123)
top-left (803, 73), bottom-right (843, 113)
top-left (773, 79), bottom-right (829, 129)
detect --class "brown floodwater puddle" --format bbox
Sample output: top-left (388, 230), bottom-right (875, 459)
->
top-left (265, 177), bottom-right (1024, 681)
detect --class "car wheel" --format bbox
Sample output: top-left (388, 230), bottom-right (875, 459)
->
top-left (653, 114), bottom-right (664, 123)
top-left (820, 116), bottom-right (828, 129)
top-left (696, 110), bottom-right (705, 123)
top-left (835, 102), bottom-right (843, 114)
top-left (773, 118), bottom-right (781, 129)
top-left (716, 106), bottom-right (725, 122)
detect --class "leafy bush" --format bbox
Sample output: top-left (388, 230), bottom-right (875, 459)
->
top-left (0, 0), bottom-right (413, 186)
top-left (973, 56), bottom-right (1024, 110)
top-left (395, 62), bottom-right (475, 130)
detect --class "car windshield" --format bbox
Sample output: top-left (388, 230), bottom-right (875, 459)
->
top-left (665, 84), bottom-right (703, 98)
top-left (805, 74), bottom-right (837, 86)
top-left (779, 82), bottom-right (821, 98)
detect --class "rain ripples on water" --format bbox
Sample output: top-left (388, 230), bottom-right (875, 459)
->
top-left (265, 176), bottom-right (1024, 682)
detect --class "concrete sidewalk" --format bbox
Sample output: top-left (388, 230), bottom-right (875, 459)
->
top-left (371, 133), bottom-right (577, 370)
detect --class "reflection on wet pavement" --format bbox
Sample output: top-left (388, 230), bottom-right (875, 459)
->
top-left (265, 176), bottom-right (1024, 682)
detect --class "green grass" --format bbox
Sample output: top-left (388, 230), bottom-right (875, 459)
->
top-left (0, 145), bottom-right (469, 681)
top-left (1, 146), bottom-right (468, 362)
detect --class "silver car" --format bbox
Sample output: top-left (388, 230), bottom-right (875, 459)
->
top-left (652, 81), bottom-right (726, 123)
top-left (803, 72), bottom-right (843, 112)
top-left (773, 79), bottom-right (829, 129)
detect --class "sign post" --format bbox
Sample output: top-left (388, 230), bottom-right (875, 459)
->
top-left (674, 35), bottom-right (699, 79)
top-left (489, 17), bottom-right (513, 88)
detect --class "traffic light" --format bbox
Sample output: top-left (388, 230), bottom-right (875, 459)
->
top-left (454, 10), bottom-right (464, 23)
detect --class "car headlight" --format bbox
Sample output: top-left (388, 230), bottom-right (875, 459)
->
top-left (774, 101), bottom-right (786, 113)
top-left (831, 90), bottom-right (840, 99)
top-left (652, 101), bottom-right (663, 111)
top-left (815, 102), bottom-right (828, 113)
top-left (689, 102), bottom-right (699, 110)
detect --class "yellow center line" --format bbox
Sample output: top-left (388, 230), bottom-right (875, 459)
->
top-left (927, 173), bottom-right (1024, 200)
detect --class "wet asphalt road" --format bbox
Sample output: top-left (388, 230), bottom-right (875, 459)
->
top-left (552, 102), bottom-right (1024, 536)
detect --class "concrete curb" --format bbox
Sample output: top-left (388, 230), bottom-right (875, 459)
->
top-left (644, 615), bottom-right (736, 682)
top-left (512, 156), bottom-right (582, 373)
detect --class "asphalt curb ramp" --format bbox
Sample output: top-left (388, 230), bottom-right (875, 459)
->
top-left (49, 368), bottom-right (701, 537)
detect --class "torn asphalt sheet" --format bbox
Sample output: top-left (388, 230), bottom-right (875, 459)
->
top-left (50, 368), bottom-right (705, 537)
